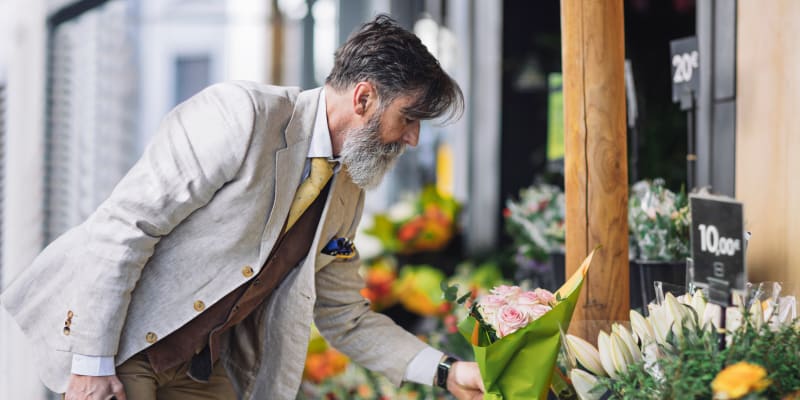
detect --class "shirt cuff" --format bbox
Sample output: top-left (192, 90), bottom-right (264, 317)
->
top-left (403, 346), bottom-right (444, 386)
top-left (71, 354), bottom-right (116, 376)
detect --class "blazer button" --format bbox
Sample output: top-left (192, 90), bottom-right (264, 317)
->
top-left (193, 300), bottom-right (206, 312)
top-left (145, 332), bottom-right (158, 344)
top-left (67, 310), bottom-right (74, 319)
top-left (63, 327), bottom-right (71, 336)
top-left (242, 265), bottom-right (254, 278)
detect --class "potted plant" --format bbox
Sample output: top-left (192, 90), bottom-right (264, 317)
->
top-left (504, 183), bottom-right (566, 290)
top-left (628, 179), bottom-right (691, 312)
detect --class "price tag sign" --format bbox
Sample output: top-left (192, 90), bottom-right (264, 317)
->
top-left (690, 195), bottom-right (745, 306)
top-left (671, 36), bottom-right (699, 110)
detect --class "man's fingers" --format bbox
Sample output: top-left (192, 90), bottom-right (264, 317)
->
top-left (110, 376), bottom-right (127, 400)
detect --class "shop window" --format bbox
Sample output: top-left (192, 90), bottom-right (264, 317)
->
top-left (174, 55), bottom-right (211, 106)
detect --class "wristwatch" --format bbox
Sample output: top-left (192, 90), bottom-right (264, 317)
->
top-left (435, 356), bottom-right (458, 389)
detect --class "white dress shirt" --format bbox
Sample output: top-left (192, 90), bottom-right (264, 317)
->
top-left (72, 89), bottom-right (443, 386)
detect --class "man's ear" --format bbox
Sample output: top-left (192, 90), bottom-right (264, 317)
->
top-left (352, 81), bottom-right (376, 116)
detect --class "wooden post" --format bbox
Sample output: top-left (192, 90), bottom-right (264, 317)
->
top-left (270, 0), bottom-right (284, 84)
top-left (561, 0), bottom-right (629, 342)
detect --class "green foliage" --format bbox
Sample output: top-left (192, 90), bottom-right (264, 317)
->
top-left (595, 315), bottom-right (800, 399)
top-left (725, 320), bottom-right (800, 398)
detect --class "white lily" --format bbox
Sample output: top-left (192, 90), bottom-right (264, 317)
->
top-left (702, 303), bottom-right (722, 330)
top-left (678, 290), bottom-right (692, 306)
top-left (690, 289), bottom-right (707, 319)
top-left (648, 303), bottom-right (673, 346)
top-left (566, 334), bottom-right (607, 377)
top-left (727, 306), bottom-right (743, 333)
top-left (597, 331), bottom-right (619, 379)
top-left (610, 331), bottom-right (634, 374)
top-left (665, 292), bottom-right (695, 337)
top-left (612, 324), bottom-right (642, 364)
top-left (775, 296), bottom-right (797, 327)
top-left (630, 310), bottom-right (654, 345)
top-left (570, 368), bottom-right (603, 400)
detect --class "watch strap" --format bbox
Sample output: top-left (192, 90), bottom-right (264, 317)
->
top-left (435, 356), bottom-right (458, 389)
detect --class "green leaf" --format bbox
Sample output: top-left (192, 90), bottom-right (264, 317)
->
top-left (440, 280), bottom-right (459, 302)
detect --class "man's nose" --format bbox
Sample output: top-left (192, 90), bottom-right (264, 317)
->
top-left (403, 121), bottom-right (420, 147)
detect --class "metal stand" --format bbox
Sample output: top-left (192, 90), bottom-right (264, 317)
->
top-left (718, 305), bottom-right (727, 351)
top-left (686, 97), bottom-right (696, 190)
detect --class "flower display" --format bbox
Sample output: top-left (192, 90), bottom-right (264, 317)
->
top-left (303, 325), bottom-right (350, 384)
top-left (392, 264), bottom-right (450, 316)
top-left (298, 361), bottom-right (450, 400)
top-left (504, 183), bottom-right (566, 270)
top-left (358, 257), bottom-right (399, 311)
top-left (628, 179), bottom-right (690, 261)
top-left (364, 185), bottom-right (460, 255)
top-left (563, 286), bottom-right (800, 400)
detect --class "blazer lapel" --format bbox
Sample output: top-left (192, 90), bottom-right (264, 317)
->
top-left (259, 88), bottom-right (323, 258)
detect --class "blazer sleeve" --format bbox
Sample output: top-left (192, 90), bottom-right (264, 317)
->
top-left (313, 190), bottom-right (429, 387)
top-left (66, 81), bottom-right (257, 356)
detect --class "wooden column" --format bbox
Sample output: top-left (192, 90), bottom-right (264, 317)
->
top-left (561, 0), bottom-right (629, 341)
top-left (736, 0), bottom-right (800, 297)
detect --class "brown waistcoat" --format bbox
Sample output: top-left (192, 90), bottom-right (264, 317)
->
top-left (145, 183), bottom-right (331, 377)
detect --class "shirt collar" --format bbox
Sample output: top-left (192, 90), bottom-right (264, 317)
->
top-left (308, 88), bottom-right (333, 159)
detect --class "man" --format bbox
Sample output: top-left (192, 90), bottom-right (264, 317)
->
top-left (2, 15), bottom-right (484, 400)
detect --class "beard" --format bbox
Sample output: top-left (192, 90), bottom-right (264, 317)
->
top-left (340, 114), bottom-right (405, 190)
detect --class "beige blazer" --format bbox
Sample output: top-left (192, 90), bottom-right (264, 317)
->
top-left (1, 81), bottom-right (426, 399)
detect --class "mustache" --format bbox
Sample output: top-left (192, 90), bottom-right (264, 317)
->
top-left (377, 141), bottom-right (405, 156)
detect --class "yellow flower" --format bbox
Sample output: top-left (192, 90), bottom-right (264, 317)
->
top-left (712, 362), bottom-right (771, 399)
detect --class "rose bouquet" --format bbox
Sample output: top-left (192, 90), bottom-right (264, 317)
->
top-left (471, 286), bottom-right (557, 342)
top-left (454, 250), bottom-right (596, 400)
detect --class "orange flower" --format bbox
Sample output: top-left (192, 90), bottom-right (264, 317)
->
top-left (360, 262), bottom-right (397, 310)
top-left (397, 217), bottom-right (426, 242)
top-left (712, 362), bottom-right (770, 399)
top-left (303, 348), bottom-right (349, 383)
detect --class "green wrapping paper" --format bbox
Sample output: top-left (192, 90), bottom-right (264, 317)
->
top-left (458, 250), bottom-right (595, 400)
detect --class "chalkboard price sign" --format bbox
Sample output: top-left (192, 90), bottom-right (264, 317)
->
top-left (671, 36), bottom-right (699, 110)
top-left (689, 195), bottom-right (745, 306)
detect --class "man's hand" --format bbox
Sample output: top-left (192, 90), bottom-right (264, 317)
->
top-left (446, 361), bottom-right (484, 400)
top-left (64, 374), bottom-right (126, 400)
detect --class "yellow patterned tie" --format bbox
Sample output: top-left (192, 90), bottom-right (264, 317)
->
top-left (284, 157), bottom-right (334, 232)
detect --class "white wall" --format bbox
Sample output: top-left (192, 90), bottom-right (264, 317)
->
top-left (0, 0), bottom-right (49, 397)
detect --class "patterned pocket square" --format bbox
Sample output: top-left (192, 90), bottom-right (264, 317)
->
top-left (322, 237), bottom-right (357, 259)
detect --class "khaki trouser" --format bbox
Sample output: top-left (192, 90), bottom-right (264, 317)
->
top-left (64, 353), bottom-right (236, 400)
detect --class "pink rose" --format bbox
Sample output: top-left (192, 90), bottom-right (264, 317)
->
top-left (519, 288), bottom-right (556, 306)
top-left (518, 303), bottom-right (552, 320)
top-left (478, 294), bottom-right (507, 323)
top-left (491, 285), bottom-right (523, 301)
top-left (496, 305), bottom-right (530, 338)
